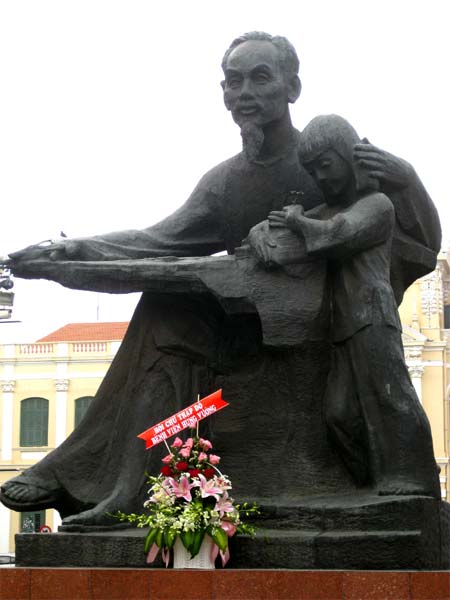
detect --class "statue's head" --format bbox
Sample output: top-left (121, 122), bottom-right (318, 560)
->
top-left (298, 114), bottom-right (371, 205)
top-left (220, 32), bottom-right (301, 131)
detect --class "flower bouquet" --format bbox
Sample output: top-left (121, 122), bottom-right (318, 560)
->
top-left (116, 434), bottom-right (259, 568)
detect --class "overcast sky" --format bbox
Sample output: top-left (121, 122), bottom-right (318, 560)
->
top-left (0, 0), bottom-right (449, 341)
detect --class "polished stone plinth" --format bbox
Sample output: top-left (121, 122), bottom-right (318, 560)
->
top-left (1, 567), bottom-right (450, 599)
top-left (14, 495), bottom-right (450, 571)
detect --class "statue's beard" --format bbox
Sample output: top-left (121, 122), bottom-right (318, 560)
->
top-left (240, 123), bottom-right (265, 162)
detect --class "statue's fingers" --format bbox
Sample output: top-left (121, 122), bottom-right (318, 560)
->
top-left (258, 243), bottom-right (270, 263)
top-left (354, 142), bottom-right (381, 153)
top-left (353, 151), bottom-right (384, 164)
top-left (268, 222), bottom-right (287, 229)
top-left (368, 170), bottom-right (387, 181)
top-left (268, 214), bottom-right (287, 224)
top-left (8, 249), bottom-right (28, 260)
top-left (355, 158), bottom-right (385, 171)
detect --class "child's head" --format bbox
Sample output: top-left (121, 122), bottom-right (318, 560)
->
top-left (299, 115), bottom-right (371, 205)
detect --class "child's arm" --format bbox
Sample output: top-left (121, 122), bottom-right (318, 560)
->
top-left (281, 193), bottom-right (394, 260)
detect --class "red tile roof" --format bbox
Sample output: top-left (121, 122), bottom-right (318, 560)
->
top-left (36, 322), bottom-right (129, 342)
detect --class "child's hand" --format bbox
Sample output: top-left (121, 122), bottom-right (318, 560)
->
top-left (269, 205), bottom-right (305, 230)
top-left (268, 210), bottom-right (288, 228)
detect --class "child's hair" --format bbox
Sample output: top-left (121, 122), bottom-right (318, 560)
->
top-left (299, 114), bottom-right (361, 166)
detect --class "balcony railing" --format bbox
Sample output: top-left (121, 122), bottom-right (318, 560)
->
top-left (72, 342), bottom-right (107, 353)
top-left (19, 344), bottom-right (55, 355)
top-left (14, 341), bottom-right (116, 357)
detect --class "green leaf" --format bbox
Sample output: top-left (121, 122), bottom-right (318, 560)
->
top-left (190, 529), bottom-right (206, 559)
top-left (155, 529), bottom-right (164, 548)
top-left (180, 530), bottom-right (195, 553)
top-left (144, 528), bottom-right (158, 553)
top-left (211, 527), bottom-right (228, 553)
top-left (165, 529), bottom-right (177, 550)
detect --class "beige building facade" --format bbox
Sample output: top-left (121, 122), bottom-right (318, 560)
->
top-left (0, 322), bottom-right (128, 553)
top-left (2, 254), bottom-right (450, 553)
top-left (399, 249), bottom-right (450, 501)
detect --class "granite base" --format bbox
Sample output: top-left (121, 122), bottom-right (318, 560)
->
top-left (1, 567), bottom-right (450, 600)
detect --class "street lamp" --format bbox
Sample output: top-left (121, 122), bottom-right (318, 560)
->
top-left (0, 266), bottom-right (14, 320)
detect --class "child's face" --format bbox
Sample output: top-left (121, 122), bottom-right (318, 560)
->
top-left (305, 149), bottom-right (353, 205)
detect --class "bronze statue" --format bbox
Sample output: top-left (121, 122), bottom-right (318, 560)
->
top-left (0, 32), bottom-right (442, 529)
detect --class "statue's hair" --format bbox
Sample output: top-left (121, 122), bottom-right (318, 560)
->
top-left (221, 31), bottom-right (300, 79)
top-left (299, 114), bottom-right (361, 165)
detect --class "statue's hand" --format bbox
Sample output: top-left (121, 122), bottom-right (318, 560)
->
top-left (354, 142), bottom-right (414, 189)
top-left (268, 210), bottom-right (287, 228)
top-left (246, 221), bottom-right (277, 267)
top-left (10, 240), bottom-right (67, 262)
top-left (8, 239), bottom-right (81, 275)
top-left (268, 205), bottom-right (305, 232)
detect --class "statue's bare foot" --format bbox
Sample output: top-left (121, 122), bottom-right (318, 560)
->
top-left (61, 496), bottom-right (128, 528)
top-left (0, 477), bottom-right (59, 511)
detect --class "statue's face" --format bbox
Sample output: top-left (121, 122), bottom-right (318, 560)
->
top-left (305, 149), bottom-right (353, 205)
top-left (222, 40), bottom-right (293, 129)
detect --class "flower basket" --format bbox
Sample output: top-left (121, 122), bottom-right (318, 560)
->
top-left (116, 433), bottom-right (259, 568)
top-left (173, 534), bottom-right (215, 569)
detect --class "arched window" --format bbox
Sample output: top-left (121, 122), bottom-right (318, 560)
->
top-left (74, 396), bottom-right (94, 428)
top-left (20, 397), bottom-right (49, 447)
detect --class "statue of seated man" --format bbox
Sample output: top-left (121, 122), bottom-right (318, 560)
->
top-left (269, 114), bottom-right (440, 498)
top-left (0, 33), bottom-right (441, 526)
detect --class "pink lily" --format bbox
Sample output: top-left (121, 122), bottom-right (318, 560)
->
top-left (195, 474), bottom-right (224, 500)
top-left (167, 475), bottom-right (196, 502)
top-left (220, 520), bottom-right (237, 537)
top-left (215, 492), bottom-right (234, 517)
top-left (216, 476), bottom-right (232, 491)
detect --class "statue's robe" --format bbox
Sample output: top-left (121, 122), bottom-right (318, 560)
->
top-left (2, 136), bottom-right (442, 522)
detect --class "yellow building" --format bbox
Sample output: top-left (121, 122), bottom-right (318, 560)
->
top-left (0, 322), bottom-right (128, 553)
top-left (399, 249), bottom-right (450, 501)
top-left (2, 255), bottom-right (450, 553)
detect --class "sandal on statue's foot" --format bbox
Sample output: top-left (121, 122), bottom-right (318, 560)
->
top-left (0, 476), bottom-right (61, 511)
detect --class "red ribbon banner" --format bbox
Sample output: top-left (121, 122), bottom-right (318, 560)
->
top-left (137, 389), bottom-right (228, 449)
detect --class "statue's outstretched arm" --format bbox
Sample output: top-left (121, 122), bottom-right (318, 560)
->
top-left (8, 174), bottom-right (226, 278)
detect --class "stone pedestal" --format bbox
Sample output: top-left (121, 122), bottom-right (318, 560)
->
top-left (15, 495), bottom-right (450, 570)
